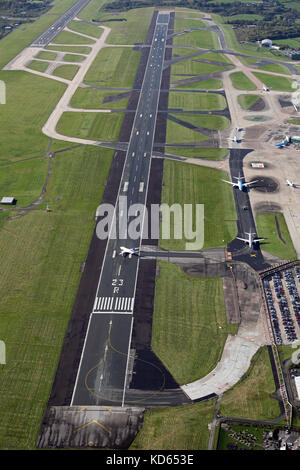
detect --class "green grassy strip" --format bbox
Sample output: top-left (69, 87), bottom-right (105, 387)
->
top-left (0, 146), bottom-right (113, 449)
top-left (252, 72), bottom-right (294, 91)
top-left (237, 94), bottom-right (260, 110)
top-left (160, 161), bottom-right (237, 250)
top-left (130, 399), bottom-right (217, 450)
top-left (52, 64), bottom-right (80, 80)
top-left (256, 212), bottom-right (297, 260)
top-left (230, 71), bottom-right (257, 90)
top-left (152, 261), bottom-right (238, 384)
top-left (219, 346), bottom-right (281, 421)
top-left (70, 88), bottom-right (129, 110)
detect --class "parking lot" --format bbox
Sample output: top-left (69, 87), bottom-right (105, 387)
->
top-left (263, 267), bottom-right (300, 345)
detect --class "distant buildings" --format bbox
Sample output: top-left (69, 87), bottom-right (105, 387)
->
top-left (261, 38), bottom-right (272, 47)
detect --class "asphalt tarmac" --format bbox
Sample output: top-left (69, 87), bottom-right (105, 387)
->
top-left (71, 12), bottom-right (174, 407)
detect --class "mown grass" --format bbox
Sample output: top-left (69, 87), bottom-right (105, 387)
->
top-left (252, 72), bottom-right (294, 92)
top-left (171, 59), bottom-right (231, 76)
top-left (99, 7), bottom-right (154, 45)
top-left (160, 161), bottom-right (237, 250)
top-left (168, 91), bottom-right (227, 111)
top-left (257, 63), bottom-right (291, 76)
top-left (152, 262), bottom-right (238, 384)
top-left (52, 30), bottom-right (96, 45)
top-left (56, 111), bottom-right (124, 141)
top-left (68, 20), bottom-right (103, 38)
top-left (70, 88), bottom-right (129, 110)
top-left (169, 113), bottom-right (230, 131)
top-left (166, 119), bottom-right (208, 144)
top-left (63, 54), bottom-right (86, 62)
top-left (84, 47), bottom-right (141, 88)
top-left (130, 399), bottom-right (216, 450)
top-left (172, 78), bottom-right (223, 90)
top-left (237, 94), bottom-right (261, 110)
top-left (0, 71), bottom-right (67, 162)
top-left (0, 158), bottom-right (49, 207)
top-left (165, 147), bottom-right (228, 160)
top-left (173, 28), bottom-right (219, 49)
top-left (52, 64), bottom-right (80, 80)
top-left (219, 346), bottom-right (281, 420)
top-left (0, 145), bottom-right (114, 449)
top-left (46, 45), bottom-right (91, 54)
top-left (174, 17), bottom-right (207, 30)
top-left (230, 71), bottom-right (257, 90)
top-left (26, 60), bottom-right (49, 73)
top-left (256, 212), bottom-right (297, 260)
top-left (35, 51), bottom-right (57, 61)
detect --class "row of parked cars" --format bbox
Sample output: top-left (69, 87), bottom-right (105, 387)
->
top-left (264, 269), bottom-right (300, 344)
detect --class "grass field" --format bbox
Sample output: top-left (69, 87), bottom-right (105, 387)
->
top-left (46, 45), bottom-right (91, 54)
top-left (256, 212), bottom-right (297, 260)
top-left (0, 71), bottom-right (67, 163)
top-left (219, 346), bottom-right (281, 420)
top-left (165, 147), bottom-right (228, 160)
top-left (288, 119), bottom-right (300, 125)
top-left (166, 120), bottom-right (209, 144)
top-left (257, 63), bottom-right (291, 76)
top-left (173, 29), bottom-right (219, 49)
top-left (217, 423), bottom-right (264, 450)
top-left (237, 94), bottom-right (261, 110)
top-left (152, 262), bottom-right (238, 384)
top-left (83, 47), bottom-right (141, 88)
top-left (172, 78), bottom-right (223, 90)
top-left (229, 71), bottom-right (257, 90)
top-left (52, 30), bottom-right (96, 45)
top-left (52, 64), bottom-right (80, 80)
top-left (35, 51), bottom-right (57, 61)
top-left (99, 7), bottom-right (154, 45)
top-left (68, 20), bottom-right (103, 38)
top-left (160, 161), bottom-right (237, 250)
top-left (174, 18), bottom-right (207, 30)
top-left (169, 113), bottom-right (230, 131)
top-left (130, 399), bottom-right (216, 450)
top-left (70, 88), bottom-right (129, 110)
top-left (56, 111), bottom-right (124, 141)
top-left (63, 54), bottom-right (86, 62)
top-left (171, 59), bottom-right (232, 76)
top-left (0, 145), bottom-right (113, 449)
top-left (26, 60), bottom-right (49, 73)
top-left (252, 72), bottom-right (294, 92)
top-left (168, 91), bottom-right (227, 111)
top-left (0, 158), bottom-right (49, 207)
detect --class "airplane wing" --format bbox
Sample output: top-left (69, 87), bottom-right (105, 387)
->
top-left (221, 179), bottom-right (236, 186)
top-left (244, 180), bottom-right (259, 186)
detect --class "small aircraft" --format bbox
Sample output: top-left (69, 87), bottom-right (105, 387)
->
top-left (221, 175), bottom-right (259, 191)
top-left (236, 231), bottom-right (264, 249)
top-left (230, 135), bottom-right (241, 143)
top-left (119, 246), bottom-right (139, 257)
top-left (262, 85), bottom-right (270, 92)
top-left (286, 179), bottom-right (298, 188)
top-left (275, 135), bottom-right (291, 148)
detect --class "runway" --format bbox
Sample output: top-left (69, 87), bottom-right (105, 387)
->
top-left (31, 0), bottom-right (92, 47)
top-left (71, 13), bottom-right (172, 406)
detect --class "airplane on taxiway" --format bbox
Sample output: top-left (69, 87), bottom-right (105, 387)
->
top-left (236, 231), bottom-right (264, 249)
top-left (222, 175), bottom-right (259, 191)
top-left (119, 246), bottom-right (140, 257)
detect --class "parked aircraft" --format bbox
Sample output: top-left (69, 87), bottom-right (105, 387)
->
top-left (119, 246), bottom-right (139, 257)
top-left (275, 135), bottom-right (291, 147)
top-left (221, 175), bottom-right (259, 191)
top-left (236, 231), bottom-right (264, 249)
top-left (286, 179), bottom-right (298, 188)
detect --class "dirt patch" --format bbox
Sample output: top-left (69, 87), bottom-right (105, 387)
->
top-left (244, 125), bottom-right (267, 140)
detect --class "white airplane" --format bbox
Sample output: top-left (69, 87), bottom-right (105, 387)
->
top-left (275, 135), bottom-right (291, 148)
top-left (262, 85), bottom-right (270, 92)
top-left (222, 175), bottom-right (259, 191)
top-left (286, 179), bottom-right (298, 188)
top-left (236, 231), bottom-right (264, 249)
top-left (230, 135), bottom-right (241, 143)
top-left (119, 246), bottom-right (139, 257)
